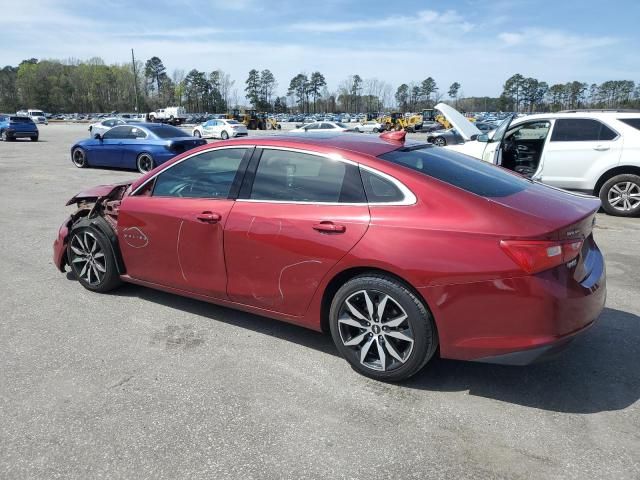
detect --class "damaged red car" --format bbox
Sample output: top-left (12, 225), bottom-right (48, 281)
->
top-left (53, 132), bottom-right (606, 381)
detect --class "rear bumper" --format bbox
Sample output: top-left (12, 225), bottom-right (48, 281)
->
top-left (5, 128), bottom-right (38, 138)
top-left (420, 244), bottom-right (606, 364)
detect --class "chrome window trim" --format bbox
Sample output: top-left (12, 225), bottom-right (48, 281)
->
top-left (131, 144), bottom-right (417, 206)
top-left (241, 146), bottom-right (416, 207)
top-left (130, 145), bottom-right (253, 196)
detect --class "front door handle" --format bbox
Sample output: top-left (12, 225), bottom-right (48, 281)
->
top-left (593, 145), bottom-right (610, 151)
top-left (196, 211), bottom-right (222, 224)
top-left (313, 221), bottom-right (346, 233)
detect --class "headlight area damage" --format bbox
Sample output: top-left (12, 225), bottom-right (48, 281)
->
top-left (53, 181), bottom-right (131, 273)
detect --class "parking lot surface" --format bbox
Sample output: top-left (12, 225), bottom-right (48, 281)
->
top-left (1, 124), bottom-right (638, 479)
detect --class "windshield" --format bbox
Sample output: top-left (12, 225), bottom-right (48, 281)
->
top-left (379, 146), bottom-right (529, 198)
top-left (148, 125), bottom-right (190, 139)
top-left (30, 111), bottom-right (44, 117)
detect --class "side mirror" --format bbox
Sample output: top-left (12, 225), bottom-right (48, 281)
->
top-left (94, 133), bottom-right (103, 140)
top-left (476, 134), bottom-right (489, 143)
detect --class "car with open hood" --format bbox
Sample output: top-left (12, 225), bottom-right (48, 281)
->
top-left (435, 103), bottom-right (640, 217)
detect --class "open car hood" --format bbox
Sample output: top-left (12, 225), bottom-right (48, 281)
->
top-left (434, 103), bottom-right (482, 141)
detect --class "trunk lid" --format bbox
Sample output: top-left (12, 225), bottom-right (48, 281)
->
top-left (166, 137), bottom-right (207, 154)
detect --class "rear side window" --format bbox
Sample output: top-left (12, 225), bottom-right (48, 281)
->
top-left (149, 125), bottom-right (190, 138)
top-left (249, 149), bottom-right (366, 203)
top-left (379, 146), bottom-right (529, 198)
top-left (619, 118), bottom-right (640, 130)
top-left (550, 119), bottom-right (617, 142)
top-left (360, 168), bottom-right (404, 203)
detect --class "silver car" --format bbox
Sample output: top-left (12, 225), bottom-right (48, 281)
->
top-left (88, 118), bottom-right (127, 137)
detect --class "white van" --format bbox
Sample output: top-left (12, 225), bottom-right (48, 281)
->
top-left (16, 109), bottom-right (48, 125)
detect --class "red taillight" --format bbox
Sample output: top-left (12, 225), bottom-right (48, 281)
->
top-left (500, 239), bottom-right (583, 274)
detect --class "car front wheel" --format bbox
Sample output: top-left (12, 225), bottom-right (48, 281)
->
top-left (329, 274), bottom-right (438, 382)
top-left (432, 136), bottom-right (447, 147)
top-left (600, 174), bottom-right (640, 216)
top-left (67, 225), bottom-right (121, 292)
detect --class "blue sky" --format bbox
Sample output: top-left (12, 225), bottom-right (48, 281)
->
top-left (1, 0), bottom-right (638, 98)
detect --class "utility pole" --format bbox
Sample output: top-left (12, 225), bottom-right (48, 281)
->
top-left (131, 48), bottom-right (139, 113)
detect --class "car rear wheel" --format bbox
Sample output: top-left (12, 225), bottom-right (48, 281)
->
top-left (600, 174), bottom-right (640, 217)
top-left (432, 136), bottom-right (447, 147)
top-left (193, 130), bottom-right (202, 138)
top-left (67, 225), bottom-right (121, 292)
top-left (136, 153), bottom-right (154, 174)
top-left (71, 147), bottom-right (87, 168)
top-left (221, 131), bottom-right (229, 140)
top-left (329, 275), bottom-right (438, 382)
top-left (373, 127), bottom-right (379, 133)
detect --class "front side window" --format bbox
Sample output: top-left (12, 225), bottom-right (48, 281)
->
top-left (249, 149), bottom-right (365, 203)
top-left (550, 118), bottom-right (617, 142)
top-left (153, 148), bottom-right (247, 198)
top-left (103, 126), bottom-right (132, 139)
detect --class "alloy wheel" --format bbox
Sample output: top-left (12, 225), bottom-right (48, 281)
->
top-left (337, 290), bottom-right (414, 372)
top-left (72, 148), bottom-right (85, 167)
top-left (608, 181), bottom-right (640, 212)
top-left (137, 154), bottom-right (153, 173)
top-left (69, 231), bottom-right (106, 286)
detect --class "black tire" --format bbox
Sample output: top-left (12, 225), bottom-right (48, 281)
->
top-left (71, 147), bottom-right (87, 168)
top-left (329, 274), bottom-right (438, 382)
top-left (30, 135), bottom-right (38, 142)
top-left (67, 224), bottom-right (121, 292)
top-left (2, 130), bottom-right (13, 141)
top-left (373, 127), bottom-right (379, 133)
top-left (599, 174), bottom-right (640, 217)
top-left (432, 136), bottom-right (447, 147)
top-left (136, 153), bottom-right (154, 174)
top-left (193, 130), bottom-right (202, 138)
top-left (276, 124), bottom-right (282, 130)
top-left (0, 130), bottom-right (5, 141)
top-left (354, 127), bottom-right (361, 133)
top-left (220, 131), bottom-right (229, 140)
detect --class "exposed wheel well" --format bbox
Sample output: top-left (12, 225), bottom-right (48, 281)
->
top-left (594, 166), bottom-right (640, 195)
top-left (319, 267), bottom-right (434, 335)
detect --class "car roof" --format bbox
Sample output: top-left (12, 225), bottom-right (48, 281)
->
top-left (229, 132), bottom-right (422, 157)
top-left (516, 111), bottom-right (640, 121)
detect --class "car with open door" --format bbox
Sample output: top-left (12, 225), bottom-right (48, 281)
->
top-left (439, 103), bottom-right (640, 217)
top-left (54, 131), bottom-right (606, 381)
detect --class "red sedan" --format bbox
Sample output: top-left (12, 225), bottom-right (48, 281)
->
top-left (53, 131), bottom-right (606, 381)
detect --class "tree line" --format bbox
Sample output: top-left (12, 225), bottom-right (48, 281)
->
top-left (1, 56), bottom-right (639, 114)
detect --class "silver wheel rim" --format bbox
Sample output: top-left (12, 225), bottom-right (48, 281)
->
top-left (72, 149), bottom-right (85, 167)
top-left (338, 290), bottom-right (414, 372)
top-left (434, 138), bottom-right (445, 146)
top-left (194, 130), bottom-right (201, 137)
top-left (221, 132), bottom-right (228, 139)
top-left (608, 181), bottom-right (640, 212)
top-left (138, 154), bottom-right (153, 173)
top-left (69, 231), bottom-right (106, 286)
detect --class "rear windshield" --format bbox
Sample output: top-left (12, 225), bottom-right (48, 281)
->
top-left (10, 116), bottom-right (34, 123)
top-left (379, 146), bottom-right (529, 197)
top-left (619, 118), bottom-right (640, 130)
top-left (147, 125), bottom-right (190, 138)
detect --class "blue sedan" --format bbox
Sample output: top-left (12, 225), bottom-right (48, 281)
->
top-left (70, 123), bottom-right (207, 173)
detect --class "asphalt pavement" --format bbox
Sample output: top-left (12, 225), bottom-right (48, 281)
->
top-left (0, 123), bottom-right (638, 479)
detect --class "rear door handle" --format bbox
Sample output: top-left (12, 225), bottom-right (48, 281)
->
top-left (313, 221), bottom-right (346, 233)
top-left (196, 211), bottom-right (222, 224)
top-left (593, 145), bottom-right (610, 151)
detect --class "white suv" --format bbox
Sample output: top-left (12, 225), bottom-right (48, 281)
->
top-left (436, 103), bottom-right (640, 217)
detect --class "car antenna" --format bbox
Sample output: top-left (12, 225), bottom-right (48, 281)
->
top-left (379, 130), bottom-right (406, 142)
